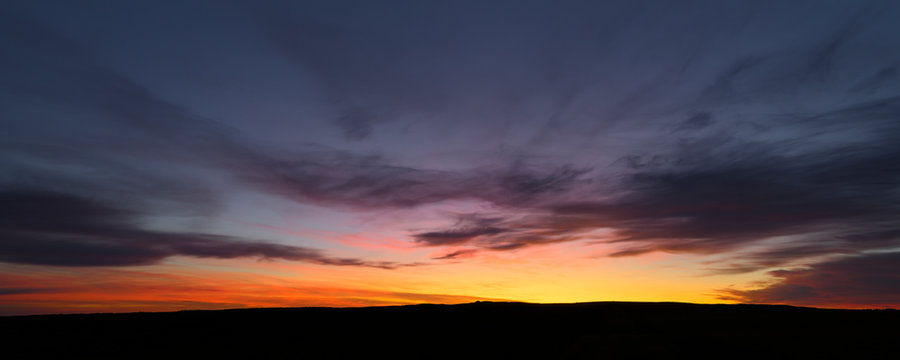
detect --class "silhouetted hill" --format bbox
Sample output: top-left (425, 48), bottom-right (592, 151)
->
top-left (2, 301), bottom-right (897, 358)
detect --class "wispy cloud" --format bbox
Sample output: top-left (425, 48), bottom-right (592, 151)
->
top-left (238, 151), bottom-right (591, 209)
top-left (414, 97), bottom-right (900, 269)
top-left (0, 189), bottom-right (409, 268)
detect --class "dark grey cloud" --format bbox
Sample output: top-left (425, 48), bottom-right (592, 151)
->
top-left (413, 212), bottom-right (587, 252)
top-left (419, 96), bottom-right (900, 265)
top-left (0, 287), bottom-right (57, 296)
top-left (432, 249), bottom-right (479, 260)
top-left (239, 150), bottom-right (591, 210)
top-left (719, 252), bottom-right (900, 308)
top-left (415, 228), bottom-right (508, 247)
top-left (0, 189), bottom-right (406, 268)
top-left (414, 215), bottom-right (508, 246)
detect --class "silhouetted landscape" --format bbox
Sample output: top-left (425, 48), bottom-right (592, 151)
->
top-left (3, 301), bottom-right (897, 358)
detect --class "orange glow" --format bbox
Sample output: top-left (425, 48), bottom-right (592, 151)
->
top-left (0, 243), bottom-right (761, 316)
top-left (0, 264), bottom-right (508, 315)
top-left (0, 240), bottom-right (769, 316)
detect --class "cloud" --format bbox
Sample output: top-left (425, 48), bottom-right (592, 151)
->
top-left (249, 1), bottom-right (453, 140)
top-left (0, 287), bottom-right (56, 296)
top-left (413, 95), bottom-right (900, 264)
top-left (414, 212), bottom-right (590, 254)
top-left (415, 227), bottom-right (507, 247)
top-left (0, 189), bottom-right (407, 268)
top-left (0, 12), bottom-right (421, 269)
top-left (584, 97), bottom-right (900, 259)
top-left (431, 249), bottom-right (479, 260)
top-left (719, 251), bottom-right (900, 308)
top-left (239, 150), bottom-right (591, 210)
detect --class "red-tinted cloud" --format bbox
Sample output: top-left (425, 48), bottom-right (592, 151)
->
top-left (719, 252), bottom-right (900, 308)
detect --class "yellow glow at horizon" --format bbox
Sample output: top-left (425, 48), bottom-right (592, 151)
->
top-left (0, 239), bottom-right (776, 315)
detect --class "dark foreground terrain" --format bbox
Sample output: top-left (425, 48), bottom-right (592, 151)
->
top-left (2, 301), bottom-right (897, 358)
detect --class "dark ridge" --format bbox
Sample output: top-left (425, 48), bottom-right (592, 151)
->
top-left (2, 301), bottom-right (896, 358)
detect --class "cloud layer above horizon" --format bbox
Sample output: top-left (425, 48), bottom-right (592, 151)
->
top-left (2, 0), bottom-right (900, 310)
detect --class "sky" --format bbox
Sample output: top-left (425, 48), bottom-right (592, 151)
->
top-left (2, 0), bottom-right (899, 315)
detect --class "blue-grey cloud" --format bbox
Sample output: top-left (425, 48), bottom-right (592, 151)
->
top-left (0, 189), bottom-right (407, 268)
top-left (239, 150), bottom-right (591, 209)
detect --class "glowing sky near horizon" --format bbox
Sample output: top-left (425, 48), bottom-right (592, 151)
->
top-left (2, 0), bottom-right (900, 315)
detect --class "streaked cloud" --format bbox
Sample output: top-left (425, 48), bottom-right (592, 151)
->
top-left (0, 189), bottom-right (410, 268)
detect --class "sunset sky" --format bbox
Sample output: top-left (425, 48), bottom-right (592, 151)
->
top-left (2, 0), bottom-right (900, 315)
